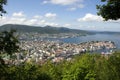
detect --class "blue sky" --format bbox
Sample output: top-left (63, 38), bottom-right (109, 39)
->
top-left (0, 0), bottom-right (120, 32)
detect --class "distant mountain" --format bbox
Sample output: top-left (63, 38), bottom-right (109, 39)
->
top-left (0, 24), bottom-right (89, 34)
top-left (90, 30), bottom-right (120, 34)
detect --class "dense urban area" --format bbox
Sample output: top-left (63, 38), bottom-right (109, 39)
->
top-left (1, 32), bottom-right (116, 65)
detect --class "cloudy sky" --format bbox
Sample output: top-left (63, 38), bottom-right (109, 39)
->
top-left (0, 0), bottom-right (120, 32)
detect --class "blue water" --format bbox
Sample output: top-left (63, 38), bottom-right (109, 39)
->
top-left (60, 34), bottom-right (120, 49)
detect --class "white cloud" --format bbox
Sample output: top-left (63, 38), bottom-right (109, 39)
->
top-left (67, 4), bottom-right (84, 11)
top-left (43, 0), bottom-right (85, 11)
top-left (77, 13), bottom-right (120, 23)
top-left (78, 13), bottom-right (103, 22)
top-left (25, 19), bottom-right (38, 25)
top-left (0, 16), bottom-right (6, 20)
top-left (63, 24), bottom-right (71, 27)
top-left (33, 15), bottom-right (42, 19)
top-left (77, 4), bottom-right (84, 8)
top-left (50, 0), bottom-right (80, 5)
top-left (45, 13), bottom-right (57, 19)
top-left (68, 7), bottom-right (77, 11)
top-left (0, 16), bottom-right (7, 25)
top-left (37, 20), bottom-right (46, 26)
top-left (108, 19), bottom-right (120, 23)
top-left (0, 12), bottom-right (60, 27)
top-left (40, 20), bottom-right (46, 23)
top-left (42, 1), bottom-right (49, 4)
top-left (6, 17), bottom-right (26, 25)
top-left (12, 12), bottom-right (25, 17)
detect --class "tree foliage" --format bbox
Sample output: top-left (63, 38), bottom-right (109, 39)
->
top-left (0, 30), bottom-right (19, 65)
top-left (0, 0), bottom-right (7, 16)
top-left (0, 30), bottom-right (19, 55)
top-left (97, 0), bottom-right (120, 21)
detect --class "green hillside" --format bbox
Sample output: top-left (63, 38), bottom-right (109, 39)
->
top-left (0, 24), bottom-right (88, 34)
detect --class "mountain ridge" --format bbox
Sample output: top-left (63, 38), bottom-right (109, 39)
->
top-left (0, 24), bottom-right (89, 34)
